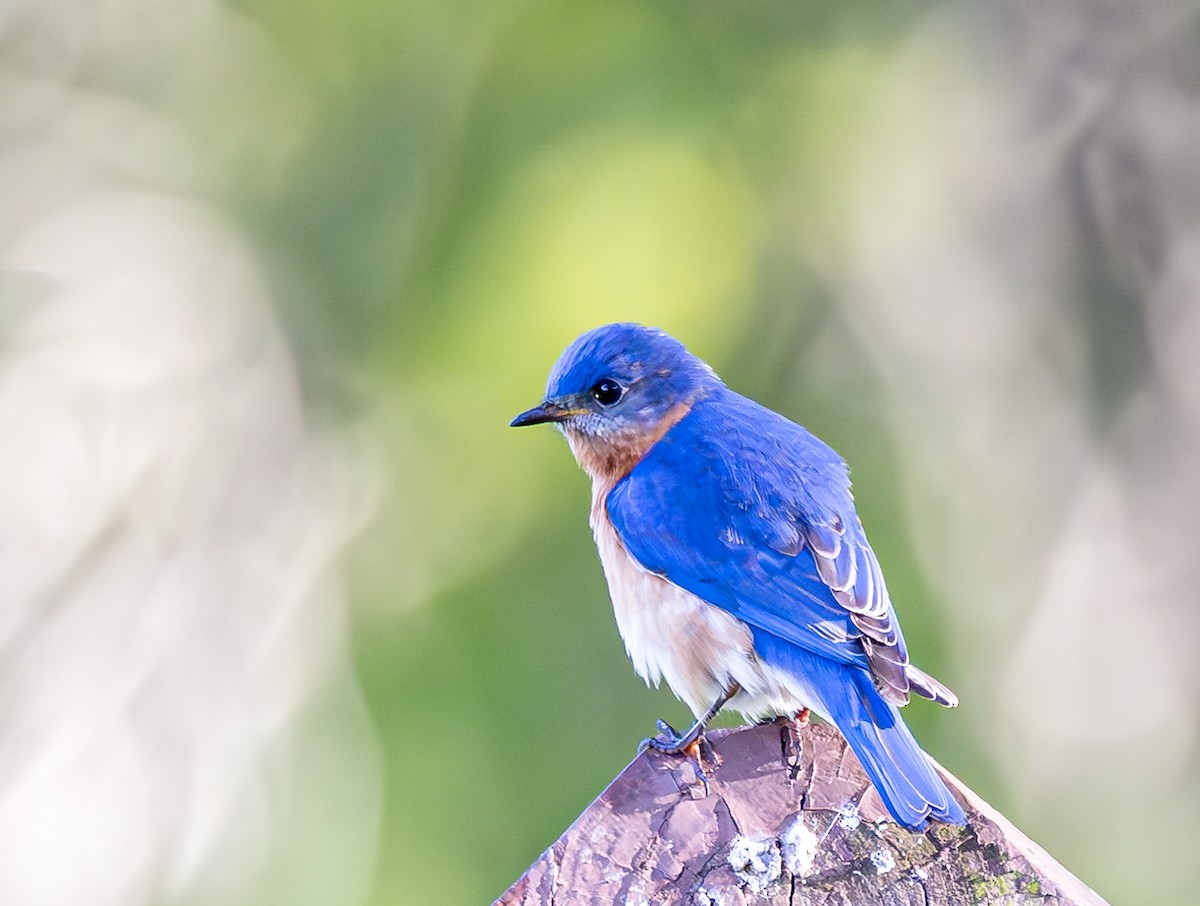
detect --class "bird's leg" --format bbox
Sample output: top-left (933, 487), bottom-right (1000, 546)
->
top-left (638, 683), bottom-right (741, 756)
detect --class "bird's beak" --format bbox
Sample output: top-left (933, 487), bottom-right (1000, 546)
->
top-left (510, 400), bottom-right (581, 427)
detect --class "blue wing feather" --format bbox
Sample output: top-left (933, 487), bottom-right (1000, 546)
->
top-left (607, 388), bottom-right (910, 693)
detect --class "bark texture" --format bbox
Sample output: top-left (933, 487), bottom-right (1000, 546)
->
top-left (496, 722), bottom-right (1109, 905)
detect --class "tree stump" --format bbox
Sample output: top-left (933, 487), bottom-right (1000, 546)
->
top-left (496, 722), bottom-right (1109, 905)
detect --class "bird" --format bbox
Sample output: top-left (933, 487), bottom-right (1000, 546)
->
top-left (510, 322), bottom-right (966, 830)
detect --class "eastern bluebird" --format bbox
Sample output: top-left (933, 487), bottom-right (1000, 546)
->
top-left (511, 323), bottom-right (965, 829)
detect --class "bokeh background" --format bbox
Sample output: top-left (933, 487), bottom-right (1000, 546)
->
top-left (3, 1), bottom-right (1198, 904)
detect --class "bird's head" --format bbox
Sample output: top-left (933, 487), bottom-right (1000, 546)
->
top-left (511, 323), bottom-right (722, 481)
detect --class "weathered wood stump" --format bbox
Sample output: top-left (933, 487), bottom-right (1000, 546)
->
top-left (497, 722), bottom-right (1108, 905)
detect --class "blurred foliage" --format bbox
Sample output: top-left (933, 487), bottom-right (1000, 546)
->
top-left (210, 2), bottom-right (996, 903)
top-left (83, 0), bottom-right (1185, 903)
top-left (10, 0), bottom-right (1200, 901)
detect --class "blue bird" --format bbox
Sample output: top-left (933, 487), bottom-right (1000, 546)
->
top-left (511, 323), bottom-right (965, 829)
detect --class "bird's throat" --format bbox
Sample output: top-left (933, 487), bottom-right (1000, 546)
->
top-left (565, 401), bottom-right (692, 484)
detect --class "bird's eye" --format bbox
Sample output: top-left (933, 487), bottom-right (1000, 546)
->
top-left (590, 378), bottom-right (624, 407)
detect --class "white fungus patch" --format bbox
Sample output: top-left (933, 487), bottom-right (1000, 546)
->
top-left (779, 816), bottom-right (820, 878)
top-left (727, 834), bottom-right (781, 894)
top-left (870, 849), bottom-right (896, 875)
top-left (836, 804), bottom-right (861, 830)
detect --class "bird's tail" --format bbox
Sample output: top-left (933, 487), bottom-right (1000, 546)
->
top-left (823, 668), bottom-right (966, 830)
top-left (907, 664), bottom-right (958, 708)
top-left (754, 633), bottom-right (965, 830)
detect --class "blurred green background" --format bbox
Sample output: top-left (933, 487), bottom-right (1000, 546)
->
top-left (5, 1), bottom-right (1200, 904)
top-left (245, 4), bottom-right (970, 902)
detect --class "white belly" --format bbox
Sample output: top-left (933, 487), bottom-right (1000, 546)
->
top-left (590, 491), bottom-right (816, 722)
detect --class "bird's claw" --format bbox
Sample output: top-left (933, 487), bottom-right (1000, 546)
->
top-left (637, 686), bottom-right (739, 762)
top-left (778, 715), bottom-right (804, 780)
top-left (638, 720), bottom-right (718, 796)
top-left (638, 722), bottom-right (686, 755)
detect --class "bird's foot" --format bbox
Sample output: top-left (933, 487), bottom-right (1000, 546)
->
top-left (780, 720), bottom-right (803, 779)
top-left (636, 688), bottom-right (738, 794)
top-left (689, 738), bottom-right (717, 796)
top-left (695, 734), bottom-right (720, 774)
top-left (638, 719), bottom-right (695, 755)
top-left (639, 720), bottom-right (719, 795)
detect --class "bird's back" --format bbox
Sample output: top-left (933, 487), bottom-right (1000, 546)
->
top-left (608, 387), bottom-right (892, 677)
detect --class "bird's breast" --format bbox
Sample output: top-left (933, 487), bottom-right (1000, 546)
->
top-left (589, 487), bottom-right (795, 719)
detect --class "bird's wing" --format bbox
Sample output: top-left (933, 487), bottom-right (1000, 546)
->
top-left (606, 394), bottom-right (916, 703)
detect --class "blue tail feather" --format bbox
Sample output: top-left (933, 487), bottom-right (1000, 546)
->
top-left (753, 631), bottom-right (966, 830)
